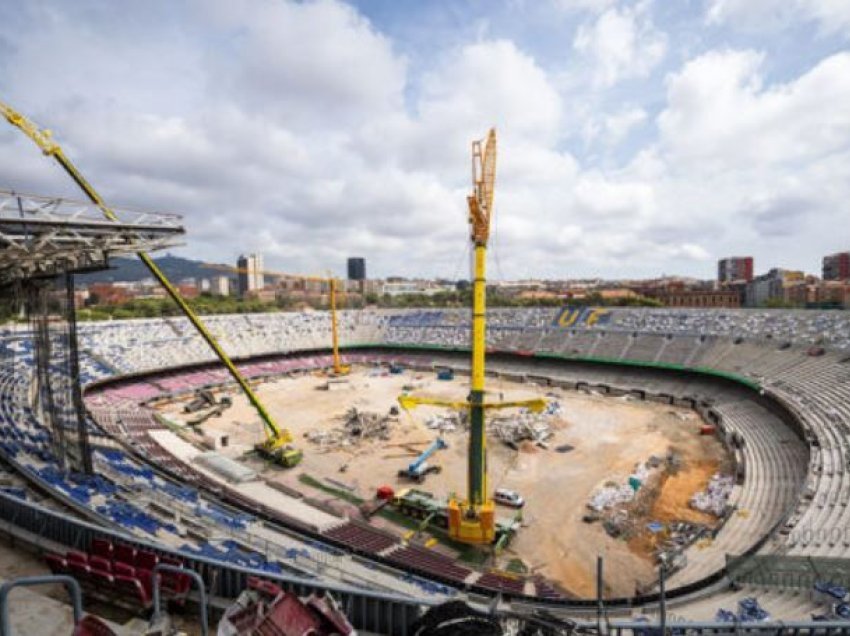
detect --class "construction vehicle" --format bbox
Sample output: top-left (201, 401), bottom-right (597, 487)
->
top-left (1, 100), bottom-right (302, 469)
top-left (389, 488), bottom-right (520, 543)
top-left (398, 129), bottom-right (546, 544)
top-left (436, 367), bottom-right (455, 381)
top-left (397, 437), bottom-right (448, 482)
top-left (183, 389), bottom-right (218, 413)
top-left (209, 264), bottom-right (349, 376)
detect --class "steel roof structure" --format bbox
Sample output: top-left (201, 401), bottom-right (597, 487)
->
top-left (0, 189), bottom-right (184, 283)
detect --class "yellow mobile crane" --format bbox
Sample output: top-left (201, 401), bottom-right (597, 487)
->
top-left (399, 129), bottom-right (546, 544)
top-left (1, 100), bottom-right (302, 467)
top-left (208, 265), bottom-right (349, 376)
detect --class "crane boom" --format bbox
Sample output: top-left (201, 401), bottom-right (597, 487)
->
top-left (1, 100), bottom-right (300, 466)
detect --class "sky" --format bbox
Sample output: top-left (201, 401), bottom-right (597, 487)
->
top-left (1, 0), bottom-right (849, 281)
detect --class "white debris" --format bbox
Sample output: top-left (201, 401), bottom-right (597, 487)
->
top-left (588, 484), bottom-right (636, 511)
top-left (690, 474), bottom-right (734, 516)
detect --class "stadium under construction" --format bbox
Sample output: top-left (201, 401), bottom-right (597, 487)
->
top-left (1, 103), bottom-right (850, 635)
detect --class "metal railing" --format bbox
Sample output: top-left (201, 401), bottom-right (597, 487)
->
top-left (0, 491), bottom-right (427, 635)
top-left (0, 575), bottom-right (82, 635)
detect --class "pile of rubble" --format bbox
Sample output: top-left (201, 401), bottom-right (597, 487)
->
top-left (304, 408), bottom-right (394, 450)
top-left (489, 401), bottom-right (561, 447)
top-left (425, 412), bottom-right (466, 433)
top-left (588, 461), bottom-right (653, 512)
top-left (690, 473), bottom-right (734, 516)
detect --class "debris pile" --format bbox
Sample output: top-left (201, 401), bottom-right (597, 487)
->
top-left (690, 473), bottom-right (734, 516)
top-left (304, 408), bottom-right (393, 450)
top-left (490, 402), bottom-right (560, 447)
top-left (588, 462), bottom-right (652, 512)
top-left (425, 412), bottom-right (465, 433)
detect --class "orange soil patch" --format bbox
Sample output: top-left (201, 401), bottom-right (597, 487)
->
top-left (627, 460), bottom-right (720, 559)
top-left (652, 460), bottom-right (720, 526)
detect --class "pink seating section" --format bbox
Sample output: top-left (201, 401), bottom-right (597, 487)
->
top-left (45, 539), bottom-right (191, 609)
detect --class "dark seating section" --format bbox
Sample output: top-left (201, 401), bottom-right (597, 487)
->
top-left (476, 571), bottom-right (526, 595)
top-left (44, 539), bottom-right (192, 610)
top-left (532, 575), bottom-right (566, 600)
top-left (386, 545), bottom-right (471, 583)
top-left (322, 521), bottom-right (398, 554)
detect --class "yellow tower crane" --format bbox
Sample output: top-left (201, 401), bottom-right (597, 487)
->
top-left (399, 129), bottom-right (546, 544)
top-left (1, 100), bottom-right (302, 468)
top-left (207, 265), bottom-right (350, 376)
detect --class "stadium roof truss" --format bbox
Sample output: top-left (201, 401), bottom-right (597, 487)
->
top-left (0, 189), bottom-right (184, 283)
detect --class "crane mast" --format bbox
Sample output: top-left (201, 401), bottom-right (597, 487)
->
top-left (1, 100), bottom-right (300, 467)
top-left (397, 129), bottom-right (545, 544)
top-left (448, 129), bottom-right (498, 543)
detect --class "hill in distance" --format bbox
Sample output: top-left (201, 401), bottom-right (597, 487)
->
top-left (76, 254), bottom-right (234, 284)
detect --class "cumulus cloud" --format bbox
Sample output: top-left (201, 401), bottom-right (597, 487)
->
top-left (705, 0), bottom-right (850, 37)
top-left (583, 106), bottom-right (648, 147)
top-left (0, 1), bottom-right (848, 280)
top-left (658, 50), bottom-right (850, 169)
top-left (573, 2), bottom-right (667, 87)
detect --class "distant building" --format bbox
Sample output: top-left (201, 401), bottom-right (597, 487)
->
top-left (237, 253), bottom-right (264, 297)
top-left (663, 290), bottom-right (741, 308)
top-left (745, 268), bottom-right (805, 307)
top-left (381, 280), bottom-right (455, 296)
top-left (718, 257), bottom-right (754, 283)
top-left (823, 251), bottom-right (850, 281)
top-left (213, 275), bottom-right (230, 296)
top-left (815, 280), bottom-right (850, 308)
top-left (347, 257), bottom-right (366, 281)
top-left (86, 282), bottom-right (133, 306)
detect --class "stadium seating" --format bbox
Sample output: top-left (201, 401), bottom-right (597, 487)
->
top-left (3, 305), bottom-right (850, 613)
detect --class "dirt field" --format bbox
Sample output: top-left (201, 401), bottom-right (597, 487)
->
top-left (157, 365), bottom-right (730, 599)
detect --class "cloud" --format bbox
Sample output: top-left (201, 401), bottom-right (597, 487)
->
top-left (0, 1), bottom-right (848, 281)
top-left (573, 2), bottom-right (667, 87)
top-left (202, 0), bottom-right (407, 129)
top-left (705, 0), bottom-right (850, 37)
top-left (658, 50), bottom-right (850, 169)
top-left (583, 106), bottom-right (648, 147)
top-left (749, 194), bottom-right (815, 237)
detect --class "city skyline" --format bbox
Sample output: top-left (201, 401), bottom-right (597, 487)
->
top-left (1, 1), bottom-right (849, 280)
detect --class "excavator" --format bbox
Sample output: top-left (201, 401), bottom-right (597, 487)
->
top-left (399, 129), bottom-right (546, 544)
top-left (207, 264), bottom-right (349, 376)
top-left (1, 100), bottom-right (302, 468)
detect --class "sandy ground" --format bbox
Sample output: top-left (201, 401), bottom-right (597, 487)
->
top-left (158, 366), bottom-right (729, 599)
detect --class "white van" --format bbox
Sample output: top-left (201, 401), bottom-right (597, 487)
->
top-left (493, 488), bottom-right (524, 508)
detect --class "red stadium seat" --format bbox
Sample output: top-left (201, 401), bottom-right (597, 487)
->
top-left (73, 615), bottom-right (118, 636)
top-left (134, 549), bottom-right (158, 571)
top-left (113, 544), bottom-right (136, 566)
top-left (114, 575), bottom-right (151, 609)
top-left (44, 553), bottom-right (68, 576)
top-left (68, 560), bottom-right (91, 585)
top-left (134, 568), bottom-right (154, 599)
top-left (90, 538), bottom-right (114, 561)
top-left (89, 555), bottom-right (112, 574)
top-left (89, 567), bottom-right (115, 590)
top-left (66, 550), bottom-right (89, 565)
top-left (113, 562), bottom-right (135, 578)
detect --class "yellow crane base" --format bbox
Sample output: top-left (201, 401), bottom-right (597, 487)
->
top-left (447, 498), bottom-right (495, 544)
